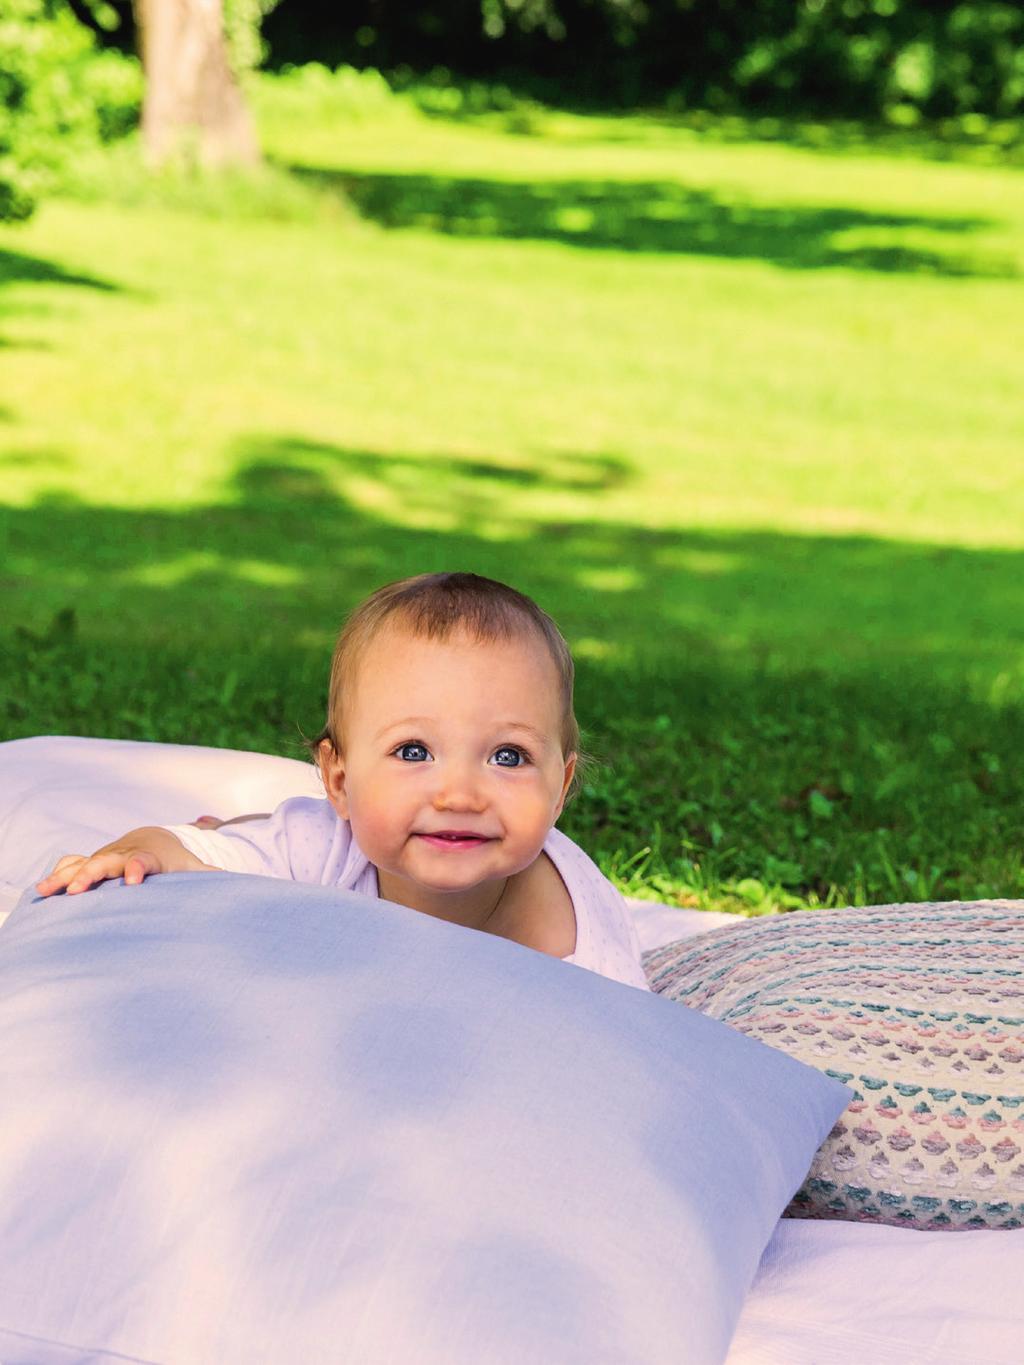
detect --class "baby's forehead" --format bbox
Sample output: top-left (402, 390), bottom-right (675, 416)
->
top-left (345, 623), bottom-right (564, 716)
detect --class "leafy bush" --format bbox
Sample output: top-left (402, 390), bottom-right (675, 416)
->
top-left (0, 0), bottom-right (141, 221)
top-left (224, 0), bottom-right (282, 77)
top-left (729, 1), bottom-right (1024, 122)
top-left (267, 62), bottom-right (402, 121)
top-left (260, 1), bottom-right (1024, 122)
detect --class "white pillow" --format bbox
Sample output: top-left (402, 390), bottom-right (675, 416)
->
top-left (0, 872), bottom-right (850, 1364)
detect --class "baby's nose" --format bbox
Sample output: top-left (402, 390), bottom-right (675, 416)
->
top-left (431, 762), bottom-right (486, 812)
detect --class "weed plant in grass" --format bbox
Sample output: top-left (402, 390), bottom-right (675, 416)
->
top-left (2, 73), bottom-right (1022, 913)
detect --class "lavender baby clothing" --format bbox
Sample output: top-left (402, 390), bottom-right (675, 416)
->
top-left (165, 798), bottom-right (650, 991)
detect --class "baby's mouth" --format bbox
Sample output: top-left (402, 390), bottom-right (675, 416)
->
top-left (416, 831), bottom-right (494, 850)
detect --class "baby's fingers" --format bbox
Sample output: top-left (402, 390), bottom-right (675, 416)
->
top-left (35, 854), bottom-right (87, 897)
top-left (122, 851), bottom-right (162, 886)
top-left (64, 852), bottom-right (125, 895)
top-left (63, 850), bottom-right (149, 896)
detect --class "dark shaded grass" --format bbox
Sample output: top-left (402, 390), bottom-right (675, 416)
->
top-left (288, 164), bottom-right (1013, 278)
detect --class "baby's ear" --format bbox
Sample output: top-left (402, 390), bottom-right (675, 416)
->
top-left (318, 738), bottom-right (350, 820)
top-left (556, 752), bottom-right (578, 816)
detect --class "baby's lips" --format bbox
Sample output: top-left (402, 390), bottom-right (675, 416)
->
top-left (418, 830), bottom-right (492, 841)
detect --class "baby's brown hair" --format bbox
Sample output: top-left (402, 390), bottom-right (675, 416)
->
top-left (310, 572), bottom-right (582, 790)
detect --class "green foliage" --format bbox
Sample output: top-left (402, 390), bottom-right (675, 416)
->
top-left (224, 0), bottom-right (282, 77)
top-left (264, 61), bottom-right (537, 129)
top-left (262, 1), bottom-right (1024, 121)
top-left (728, 1), bottom-right (1024, 123)
top-left (0, 0), bottom-right (141, 221)
top-left (268, 62), bottom-right (402, 122)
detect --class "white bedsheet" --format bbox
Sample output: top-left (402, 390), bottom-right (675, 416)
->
top-left (2, 735), bottom-right (1022, 1364)
top-left (728, 1217), bottom-right (1022, 1364)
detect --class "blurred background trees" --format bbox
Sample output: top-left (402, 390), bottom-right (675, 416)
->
top-left (3, 0), bottom-right (1022, 219)
top-left (258, 1), bottom-right (1024, 122)
top-left (0, 0), bottom-right (139, 219)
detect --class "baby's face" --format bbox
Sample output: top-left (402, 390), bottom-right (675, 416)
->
top-left (320, 625), bottom-right (576, 899)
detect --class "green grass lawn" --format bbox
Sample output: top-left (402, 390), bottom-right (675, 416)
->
top-left (2, 74), bottom-right (1023, 913)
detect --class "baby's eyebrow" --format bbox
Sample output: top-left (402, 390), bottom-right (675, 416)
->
top-left (373, 718), bottom-right (551, 743)
top-left (374, 717), bottom-right (433, 741)
top-left (496, 722), bottom-right (548, 744)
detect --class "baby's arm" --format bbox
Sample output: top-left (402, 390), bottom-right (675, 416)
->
top-left (35, 827), bottom-right (214, 898)
top-left (37, 798), bottom-right (334, 897)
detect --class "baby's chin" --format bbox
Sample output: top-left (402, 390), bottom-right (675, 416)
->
top-left (377, 846), bottom-right (541, 892)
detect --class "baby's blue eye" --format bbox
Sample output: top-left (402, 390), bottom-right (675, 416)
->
top-left (396, 742), bottom-right (430, 762)
top-left (492, 746), bottom-right (526, 767)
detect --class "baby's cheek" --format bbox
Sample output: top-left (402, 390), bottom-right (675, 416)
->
top-left (512, 792), bottom-right (561, 844)
top-left (345, 797), bottom-right (396, 855)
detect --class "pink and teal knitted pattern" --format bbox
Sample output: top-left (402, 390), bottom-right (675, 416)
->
top-left (644, 901), bottom-right (1024, 1230)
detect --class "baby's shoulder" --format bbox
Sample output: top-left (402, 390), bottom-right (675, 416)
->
top-left (273, 794), bottom-right (343, 829)
top-left (269, 796), bottom-right (357, 882)
top-left (542, 827), bottom-right (623, 904)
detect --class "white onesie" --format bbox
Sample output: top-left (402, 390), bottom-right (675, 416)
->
top-left (165, 798), bottom-right (650, 992)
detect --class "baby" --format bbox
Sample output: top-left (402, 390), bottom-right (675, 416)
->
top-left (37, 573), bottom-right (650, 991)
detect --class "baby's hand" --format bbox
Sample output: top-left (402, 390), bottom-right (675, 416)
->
top-left (35, 828), bottom-right (209, 897)
top-left (36, 847), bottom-right (165, 897)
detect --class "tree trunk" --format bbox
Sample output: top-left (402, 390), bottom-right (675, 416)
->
top-left (134, 0), bottom-right (260, 168)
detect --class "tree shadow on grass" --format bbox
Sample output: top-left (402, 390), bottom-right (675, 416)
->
top-left (0, 249), bottom-right (120, 294)
top-left (3, 437), bottom-right (1023, 904)
top-left (235, 439), bottom-right (631, 500)
top-left (0, 247), bottom-right (124, 350)
top-left (2, 435), bottom-right (1022, 676)
top-left (288, 164), bottom-right (1013, 277)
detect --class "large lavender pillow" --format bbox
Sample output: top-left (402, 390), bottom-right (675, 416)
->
top-left (0, 873), bottom-right (848, 1365)
top-left (645, 900), bottom-right (1024, 1231)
